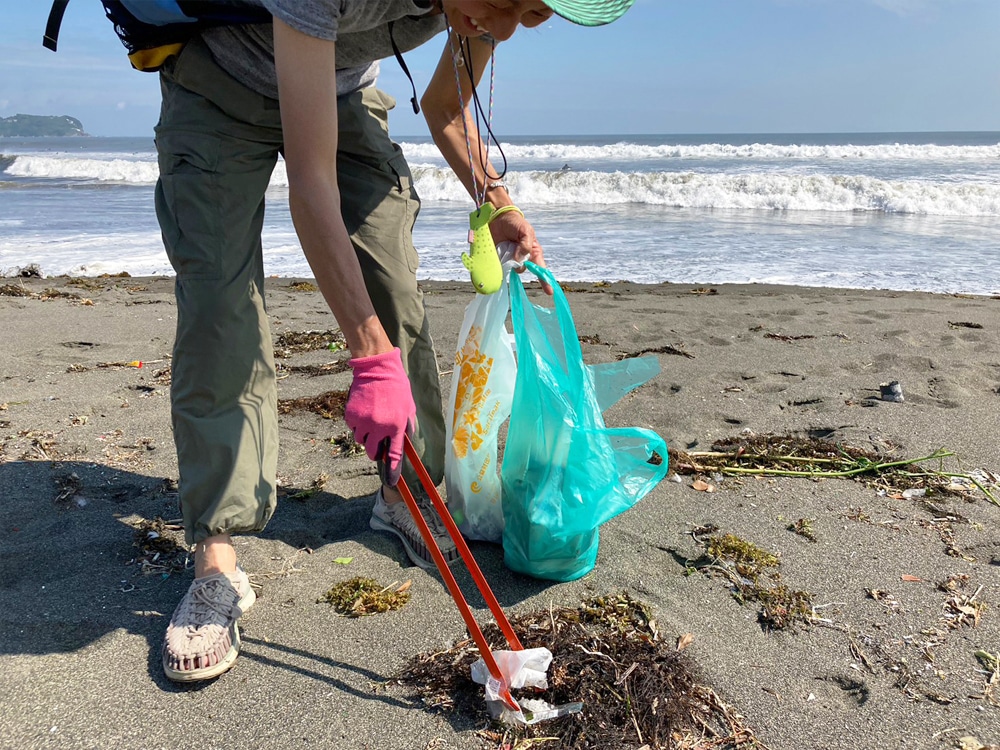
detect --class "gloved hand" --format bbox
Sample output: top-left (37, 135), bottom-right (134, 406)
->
top-left (344, 348), bottom-right (416, 486)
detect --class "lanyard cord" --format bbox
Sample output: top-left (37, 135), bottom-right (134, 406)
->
top-left (446, 25), bottom-right (505, 208)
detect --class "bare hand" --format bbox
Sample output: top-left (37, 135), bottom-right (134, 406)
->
top-left (489, 211), bottom-right (553, 295)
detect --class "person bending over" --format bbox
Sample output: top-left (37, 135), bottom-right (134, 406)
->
top-left (155, 0), bottom-right (634, 682)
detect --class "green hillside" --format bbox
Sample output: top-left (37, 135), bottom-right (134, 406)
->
top-left (0, 114), bottom-right (87, 137)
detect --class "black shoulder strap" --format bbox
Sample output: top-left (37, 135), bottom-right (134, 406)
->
top-left (43, 0), bottom-right (71, 51)
top-left (387, 20), bottom-right (420, 115)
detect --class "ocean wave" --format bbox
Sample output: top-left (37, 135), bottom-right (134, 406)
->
top-left (4, 154), bottom-right (159, 184)
top-left (6, 139), bottom-right (999, 187)
top-left (5, 151), bottom-right (998, 216)
top-left (409, 168), bottom-right (1000, 216)
top-left (399, 141), bottom-right (1000, 163)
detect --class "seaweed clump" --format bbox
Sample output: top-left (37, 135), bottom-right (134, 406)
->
top-left (318, 577), bottom-right (411, 617)
top-left (696, 533), bottom-right (814, 632)
top-left (396, 592), bottom-right (770, 749)
top-left (669, 433), bottom-right (999, 506)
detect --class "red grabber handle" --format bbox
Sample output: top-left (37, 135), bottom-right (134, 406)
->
top-left (395, 435), bottom-right (522, 712)
top-left (401, 435), bottom-right (523, 651)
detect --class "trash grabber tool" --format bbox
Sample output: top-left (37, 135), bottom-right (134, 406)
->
top-left (394, 434), bottom-right (523, 713)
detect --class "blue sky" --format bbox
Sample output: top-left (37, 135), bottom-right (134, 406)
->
top-left (1, 0), bottom-right (997, 137)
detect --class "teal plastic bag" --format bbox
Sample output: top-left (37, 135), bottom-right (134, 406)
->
top-left (500, 262), bottom-right (669, 581)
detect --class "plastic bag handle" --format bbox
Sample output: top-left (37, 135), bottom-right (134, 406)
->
top-left (513, 261), bottom-right (586, 382)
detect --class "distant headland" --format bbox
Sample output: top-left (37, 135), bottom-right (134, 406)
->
top-left (0, 114), bottom-right (88, 137)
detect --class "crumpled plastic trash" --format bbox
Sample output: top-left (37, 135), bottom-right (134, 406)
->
top-left (470, 647), bottom-right (584, 725)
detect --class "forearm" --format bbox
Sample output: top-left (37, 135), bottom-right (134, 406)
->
top-left (287, 178), bottom-right (391, 358)
top-left (422, 33), bottom-right (510, 209)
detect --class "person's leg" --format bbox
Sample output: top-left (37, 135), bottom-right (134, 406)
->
top-left (335, 87), bottom-right (455, 569)
top-left (154, 38), bottom-right (282, 680)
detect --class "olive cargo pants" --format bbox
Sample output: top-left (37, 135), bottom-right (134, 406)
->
top-left (155, 38), bottom-right (445, 545)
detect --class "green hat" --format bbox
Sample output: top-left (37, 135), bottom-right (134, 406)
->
top-left (543, 0), bottom-right (635, 26)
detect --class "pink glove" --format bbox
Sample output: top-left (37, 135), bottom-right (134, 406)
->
top-left (344, 348), bottom-right (416, 486)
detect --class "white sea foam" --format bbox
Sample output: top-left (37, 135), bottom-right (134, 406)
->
top-left (399, 141), bottom-right (1000, 163)
top-left (408, 167), bottom-right (1000, 216)
top-left (5, 151), bottom-right (997, 215)
top-left (5, 154), bottom-right (160, 184)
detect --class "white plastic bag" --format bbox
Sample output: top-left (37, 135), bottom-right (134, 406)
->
top-left (470, 647), bottom-right (583, 725)
top-left (444, 243), bottom-right (518, 542)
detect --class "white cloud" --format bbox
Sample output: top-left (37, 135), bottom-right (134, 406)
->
top-left (116, 102), bottom-right (127, 110)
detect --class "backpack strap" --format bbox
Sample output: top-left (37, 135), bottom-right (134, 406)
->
top-left (387, 20), bottom-right (421, 115)
top-left (43, 0), bottom-right (71, 51)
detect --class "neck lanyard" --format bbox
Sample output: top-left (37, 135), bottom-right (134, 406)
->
top-left (446, 25), bottom-right (495, 208)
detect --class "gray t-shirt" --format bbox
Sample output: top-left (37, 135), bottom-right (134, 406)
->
top-left (202, 0), bottom-right (446, 99)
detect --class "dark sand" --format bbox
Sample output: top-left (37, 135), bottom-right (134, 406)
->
top-left (1, 275), bottom-right (999, 749)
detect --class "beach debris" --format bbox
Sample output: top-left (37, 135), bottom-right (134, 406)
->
top-left (689, 287), bottom-right (717, 295)
top-left (21, 430), bottom-right (70, 461)
top-left (273, 329), bottom-right (345, 358)
top-left (38, 287), bottom-right (81, 301)
top-left (0, 282), bottom-right (85, 302)
top-left (690, 478), bottom-right (714, 492)
top-left (958, 736), bottom-right (1000, 750)
top-left (277, 390), bottom-right (348, 420)
top-left (333, 557), bottom-right (353, 565)
top-left (249, 547), bottom-right (311, 583)
top-left (330, 431), bottom-right (366, 457)
top-left (288, 281), bottom-right (318, 292)
top-left (128, 517), bottom-right (191, 574)
top-left (688, 531), bottom-right (815, 631)
top-left (901, 574), bottom-right (924, 583)
top-left (281, 473), bottom-right (329, 501)
top-left (619, 343), bottom-right (694, 360)
top-left (938, 573), bottom-right (970, 592)
top-left (0, 282), bottom-right (32, 297)
top-left (53, 472), bottom-right (84, 507)
top-left (948, 321), bottom-right (983, 329)
top-left (975, 650), bottom-right (999, 706)
top-left (65, 273), bottom-right (130, 292)
top-left (397, 593), bottom-right (772, 750)
top-left (865, 588), bottom-right (901, 613)
top-left (787, 517), bottom-right (817, 542)
top-left (318, 577), bottom-right (411, 617)
top-left (15, 263), bottom-right (42, 278)
top-left (941, 585), bottom-right (984, 629)
top-left (276, 360), bottom-right (351, 377)
top-left (669, 433), bottom-right (1000, 507)
top-left (879, 381), bottom-right (904, 402)
top-left (763, 332), bottom-right (816, 343)
top-left (95, 360), bottom-right (144, 369)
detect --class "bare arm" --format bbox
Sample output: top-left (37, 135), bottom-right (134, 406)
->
top-left (272, 18), bottom-right (393, 358)
top-left (421, 32), bottom-right (510, 210)
top-left (421, 31), bottom-right (549, 289)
